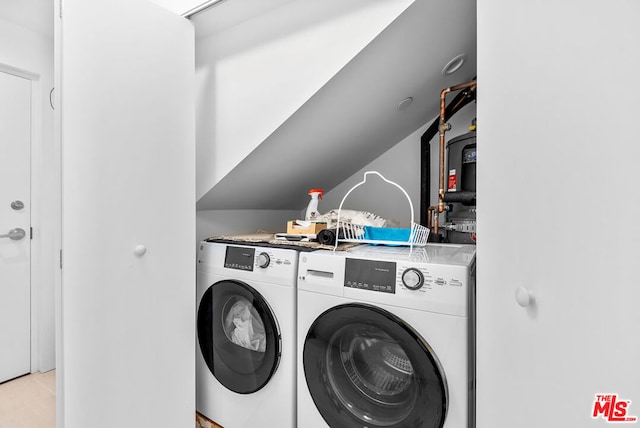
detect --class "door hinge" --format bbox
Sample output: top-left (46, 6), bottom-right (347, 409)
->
top-left (59, 249), bottom-right (63, 269)
top-left (59, 0), bottom-right (63, 18)
top-left (30, 227), bottom-right (33, 240)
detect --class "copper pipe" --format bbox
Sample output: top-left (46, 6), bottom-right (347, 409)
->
top-left (427, 206), bottom-right (434, 234)
top-left (431, 79), bottom-right (476, 237)
top-left (427, 205), bottom-right (440, 235)
top-left (433, 207), bottom-right (440, 235)
top-left (448, 80), bottom-right (477, 93)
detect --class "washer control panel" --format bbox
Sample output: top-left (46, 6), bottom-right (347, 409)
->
top-left (344, 257), bottom-right (468, 294)
top-left (344, 258), bottom-right (397, 294)
top-left (401, 268), bottom-right (424, 290)
top-left (299, 247), bottom-right (474, 316)
top-left (395, 262), bottom-right (466, 293)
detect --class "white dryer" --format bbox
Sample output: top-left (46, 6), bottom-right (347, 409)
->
top-left (196, 241), bottom-right (297, 427)
top-left (297, 244), bottom-right (476, 428)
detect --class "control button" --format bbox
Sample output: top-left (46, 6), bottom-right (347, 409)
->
top-left (434, 278), bottom-right (446, 286)
top-left (402, 268), bottom-right (424, 290)
top-left (257, 252), bottom-right (270, 268)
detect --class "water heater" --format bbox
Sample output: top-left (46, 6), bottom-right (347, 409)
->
top-left (444, 129), bottom-right (476, 244)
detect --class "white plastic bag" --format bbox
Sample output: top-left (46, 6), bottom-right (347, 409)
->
top-left (223, 298), bottom-right (266, 352)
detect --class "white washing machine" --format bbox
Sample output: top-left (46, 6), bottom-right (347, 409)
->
top-left (196, 241), bottom-right (297, 427)
top-left (297, 244), bottom-right (476, 428)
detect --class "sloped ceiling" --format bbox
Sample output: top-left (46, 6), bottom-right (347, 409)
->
top-left (0, 0), bottom-right (53, 37)
top-left (6, 0), bottom-right (476, 213)
top-left (196, 0), bottom-right (476, 210)
top-left (192, 0), bottom-right (415, 203)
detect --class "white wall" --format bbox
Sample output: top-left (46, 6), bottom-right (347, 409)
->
top-left (322, 103), bottom-right (476, 227)
top-left (151, 0), bottom-right (297, 23)
top-left (197, 209), bottom-right (300, 243)
top-left (193, 0), bottom-right (413, 201)
top-left (195, 102), bottom-right (474, 240)
top-left (0, 18), bottom-right (56, 372)
top-left (148, 0), bottom-right (205, 15)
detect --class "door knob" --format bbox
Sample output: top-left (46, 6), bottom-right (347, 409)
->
top-left (0, 228), bottom-right (26, 240)
top-left (11, 201), bottom-right (25, 210)
top-left (515, 287), bottom-right (534, 307)
top-left (134, 245), bottom-right (147, 256)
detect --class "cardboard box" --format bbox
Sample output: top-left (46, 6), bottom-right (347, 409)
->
top-left (287, 220), bottom-right (327, 235)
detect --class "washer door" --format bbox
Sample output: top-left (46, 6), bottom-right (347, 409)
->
top-left (198, 279), bottom-right (281, 394)
top-left (303, 303), bottom-right (447, 428)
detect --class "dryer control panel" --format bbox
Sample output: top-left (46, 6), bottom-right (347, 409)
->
top-left (224, 245), bottom-right (256, 271)
top-left (198, 242), bottom-right (298, 286)
top-left (223, 246), bottom-right (295, 271)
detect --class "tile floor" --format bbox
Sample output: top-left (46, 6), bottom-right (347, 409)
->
top-left (0, 371), bottom-right (55, 428)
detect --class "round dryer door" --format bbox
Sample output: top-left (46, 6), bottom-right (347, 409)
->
top-left (303, 303), bottom-right (447, 428)
top-left (197, 279), bottom-right (281, 394)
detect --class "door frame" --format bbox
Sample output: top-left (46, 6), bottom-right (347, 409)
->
top-left (0, 62), bottom-right (49, 374)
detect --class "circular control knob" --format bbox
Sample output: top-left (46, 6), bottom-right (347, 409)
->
top-left (402, 268), bottom-right (424, 290)
top-left (257, 252), bottom-right (271, 268)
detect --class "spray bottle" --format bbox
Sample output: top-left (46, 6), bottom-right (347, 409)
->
top-left (305, 189), bottom-right (324, 221)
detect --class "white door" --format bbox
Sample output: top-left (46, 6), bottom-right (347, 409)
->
top-left (477, 1), bottom-right (640, 427)
top-left (0, 70), bottom-right (31, 384)
top-left (57, 0), bottom-right (195, 426)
